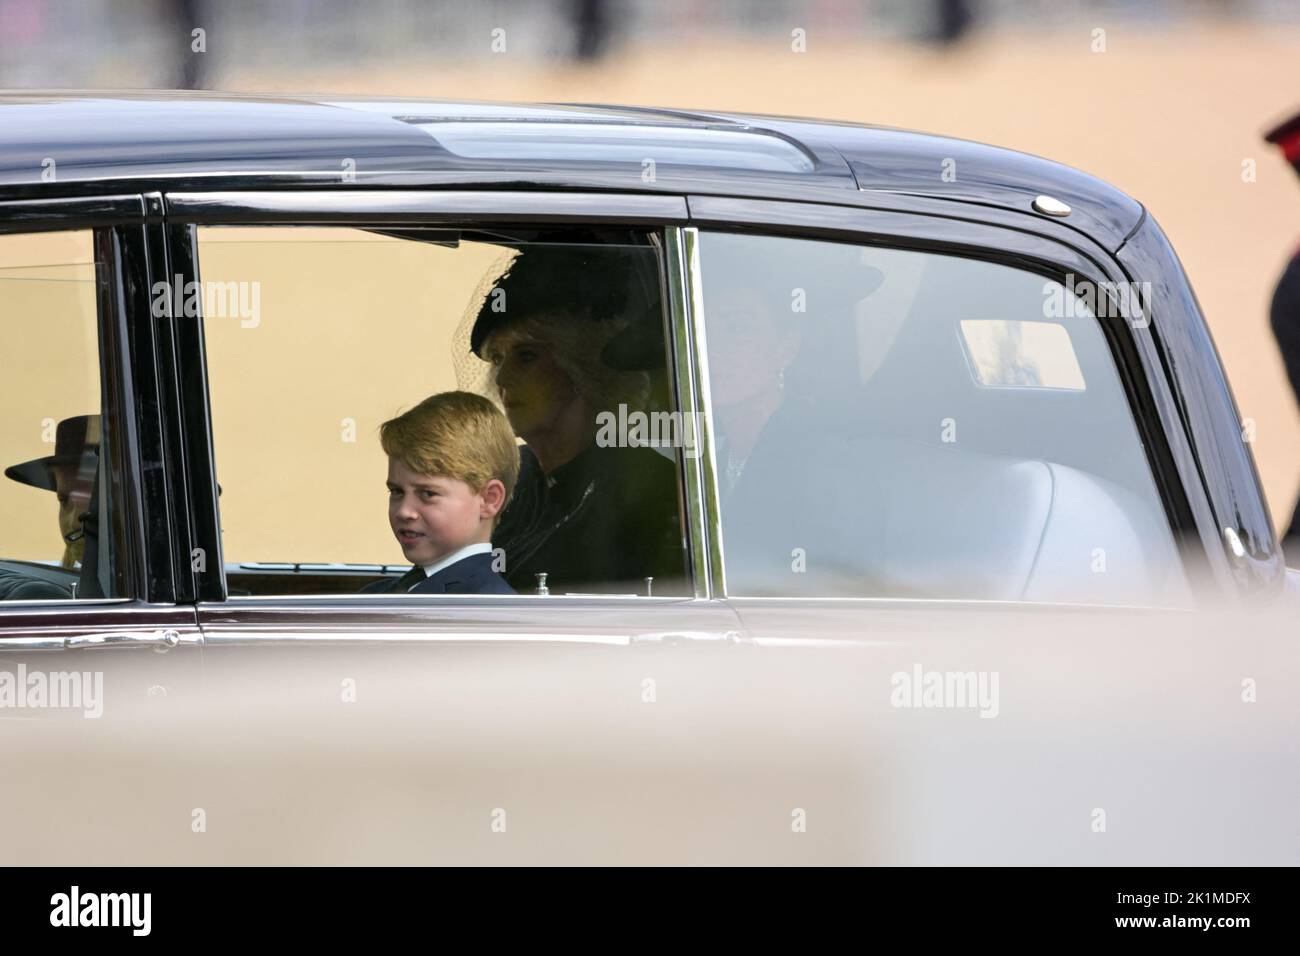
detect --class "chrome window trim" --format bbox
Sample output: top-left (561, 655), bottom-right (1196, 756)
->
top-left (677, 226), bottom-right (727, 597)
top-left (664, 226), bottom-right (713, 599)
top-left (0, 597), bottom-right (134, 609)
top-left (166, 190), bottom-right (689, 224)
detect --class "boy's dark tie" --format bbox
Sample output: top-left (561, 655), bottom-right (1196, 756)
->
top-left (394, 565), bottom-right (426, 592)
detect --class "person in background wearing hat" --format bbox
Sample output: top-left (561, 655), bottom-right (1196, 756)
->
top-left (4, 414), bottom-right (100, 570)
top-left (1265, 110), bottom-right (1300, 566)
top-left (470, 244), bottom-right (687, 595)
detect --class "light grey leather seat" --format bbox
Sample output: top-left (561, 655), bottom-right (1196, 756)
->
top-left (722, 431), bottom-right (1187, 605)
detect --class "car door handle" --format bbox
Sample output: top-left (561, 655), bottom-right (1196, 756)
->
top-left (63, 629), bottom-right (186, 652)
top-left (630, 630), bottom-right (747, 645)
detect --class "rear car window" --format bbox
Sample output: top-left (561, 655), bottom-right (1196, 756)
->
top-left (698, 230), bottom-right (1189, 605)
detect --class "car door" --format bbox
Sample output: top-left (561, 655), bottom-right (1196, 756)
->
top-left (104, 189), bottom-right (758, 862)
top-left (0, 197), bottom-right (202, 703)
top-left (0, 196), bottom-right (211, 861)
top-left (679, 196), bottom-right (1300, 864)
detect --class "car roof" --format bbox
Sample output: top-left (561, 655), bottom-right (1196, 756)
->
top-left (0, 90), bottom-right (1143, 249)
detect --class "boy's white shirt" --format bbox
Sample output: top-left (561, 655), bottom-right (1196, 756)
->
top-left (414, 541), bottom-right (494, 588)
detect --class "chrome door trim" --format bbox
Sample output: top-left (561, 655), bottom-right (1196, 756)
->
top-left (0, 605), bottom-right (202, 651)
top-left (195, 595), bottom-right (744, 647)
top-left (62, 628), bottom-right (193, 650)
top-left (199, 629), bottom-right (635, 647)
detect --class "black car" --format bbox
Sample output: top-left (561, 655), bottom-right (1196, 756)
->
top-left (0, 93), bottom-right (1293, 865)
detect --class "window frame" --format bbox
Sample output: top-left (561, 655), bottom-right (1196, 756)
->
top-left (0, 194), bottom-right (192, 621)
top-left (165, 189), bottom-right (711, 608)
top-left (165, 186), bottom-right (1234, 613)
top-left (682, 196), bottom-right (1222, 604)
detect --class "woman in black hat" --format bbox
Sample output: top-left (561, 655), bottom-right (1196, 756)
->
top-left (469, 244), bottom-right (687, 595)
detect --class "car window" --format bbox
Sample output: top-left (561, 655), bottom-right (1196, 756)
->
top-left (698, 230), bottom-right (1189, 606)
top-left (196, 225), bottom-right (691, 598)
top-left (0, 229), bottom-right (125, 602)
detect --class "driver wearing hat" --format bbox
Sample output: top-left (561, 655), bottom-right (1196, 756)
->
top-left (4, 414), bottom-right (100, 570)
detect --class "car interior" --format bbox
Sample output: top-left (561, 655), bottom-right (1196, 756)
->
top-left (200, 225), bottom-right (690, 598)
top-left (700, 231), bottom-right (1190, 605)
top-left (0, 221), bottom-right (1190, 608)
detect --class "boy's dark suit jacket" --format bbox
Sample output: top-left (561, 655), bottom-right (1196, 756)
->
top-left (362, 551), bottom-right (515, 595)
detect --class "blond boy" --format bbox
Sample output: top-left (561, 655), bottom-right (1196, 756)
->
top-left (365, 392), bottom-right (518, 595)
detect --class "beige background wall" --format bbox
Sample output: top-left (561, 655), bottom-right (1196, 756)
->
top-left (0, 231), bottom-right (99, 561)
top-left (200, 227), bottom-right (508, 564)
